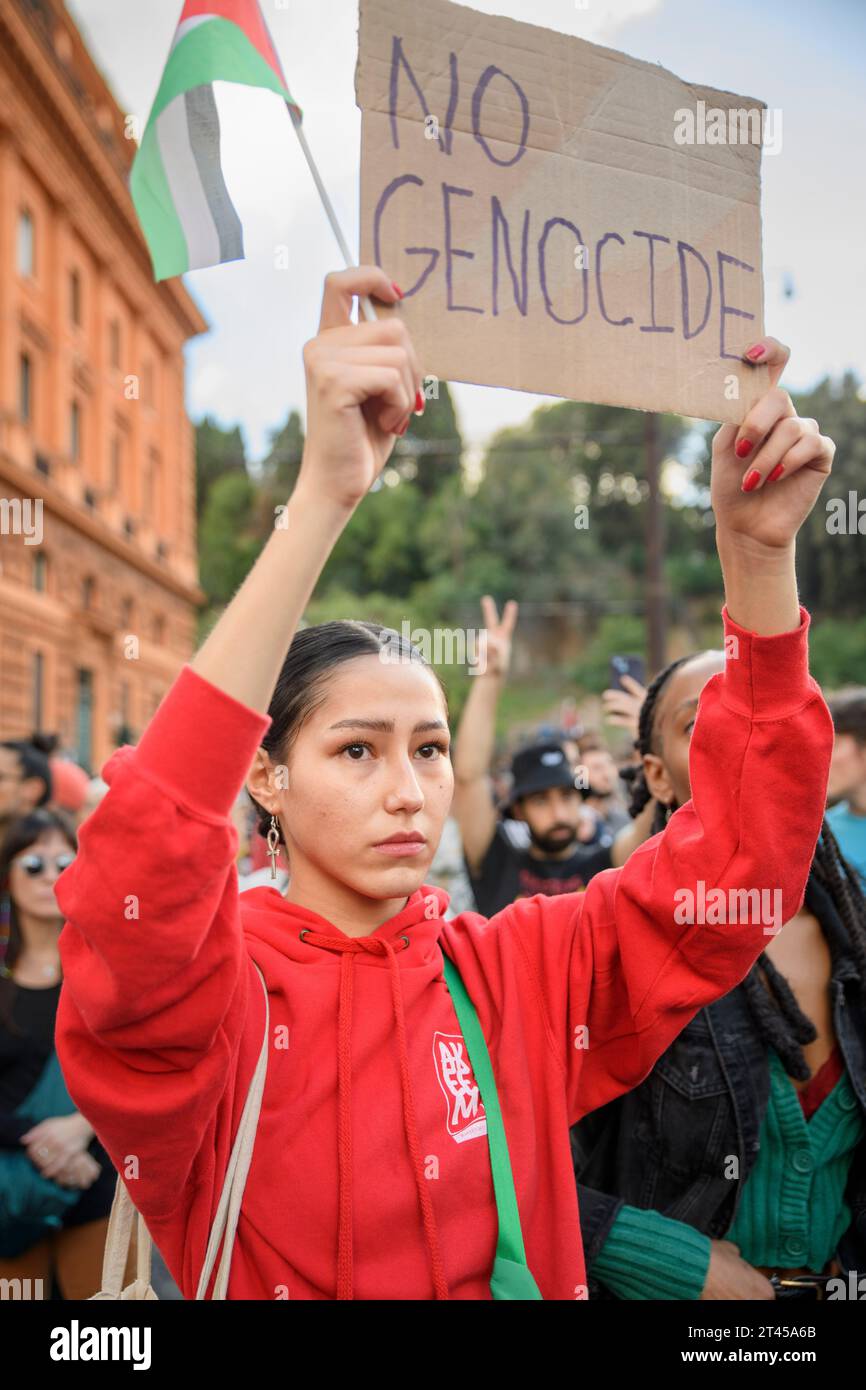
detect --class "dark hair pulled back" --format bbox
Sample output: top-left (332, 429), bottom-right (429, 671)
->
top-left (248, 620), bottom-right (449, 845)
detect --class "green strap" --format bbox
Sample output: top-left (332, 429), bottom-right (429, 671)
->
top-left (441, 951), bottom-right (543, 1300)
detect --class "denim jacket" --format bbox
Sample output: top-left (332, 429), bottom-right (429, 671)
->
top-left (571, 873), bottom-right (866, 1297)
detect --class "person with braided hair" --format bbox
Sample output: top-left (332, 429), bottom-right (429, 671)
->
top-left (573, 649), bottom-right (866, 1300)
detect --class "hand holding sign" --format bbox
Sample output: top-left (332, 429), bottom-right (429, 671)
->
top-left (298, 267), bottom-right (423, 510)
top-left (711, 337), bottom-right (835, 553)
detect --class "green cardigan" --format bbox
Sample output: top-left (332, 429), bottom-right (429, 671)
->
top-left (590, 1047), bottom-right (863, 1299)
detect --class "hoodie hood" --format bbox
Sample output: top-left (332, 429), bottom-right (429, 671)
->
top-left (239, 881), bottom-right (454, 1299)
top-left (239, 881), bottom-right (452, 966)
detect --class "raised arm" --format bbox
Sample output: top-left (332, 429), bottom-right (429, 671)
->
top-left (447, 336), bottom-right (836, 1127)
top-left (568, 336), bottom-right (836, 1113)
top-left (452, 596), bottom-right (518, 873)
top-left (53, 268), bottom-right (422, 1245)
top-left (191, 268), bottom-right (421, 710)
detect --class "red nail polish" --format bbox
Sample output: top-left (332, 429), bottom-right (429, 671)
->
top-left (767, 462), bottom-right (784, 483)
top-left (735, 438), bottom-right (753, 459)
top-left (745, 344), bottom-right (765, 361)
top-left (414, 389), bottom-right (425, 414)
top-left (391, 281), bottom-right (404, 299)
top-left (742, 469), bottom-right (761, 492)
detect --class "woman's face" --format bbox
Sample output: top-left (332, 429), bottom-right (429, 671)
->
top-left (642, 651), bottom-right (725, 810)
top-left (8, 829), bottom-right (75, 922)
top-left (251, 654), bottom-right (454, 901)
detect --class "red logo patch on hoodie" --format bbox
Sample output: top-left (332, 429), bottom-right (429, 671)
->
top-left (432, 1032), bottom-right (488, 1143)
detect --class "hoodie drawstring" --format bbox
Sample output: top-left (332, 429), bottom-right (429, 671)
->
top-left (301, 929), bottom-right (450, 1301)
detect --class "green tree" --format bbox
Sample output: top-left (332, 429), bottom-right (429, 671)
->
top-left (569, 613), bottom-right (649, 694)
top-left (790, 373), bottom-right (866, 616)
top-left (260, 410), bottom-right (305, 498)
top-left (444, 399), bottom-right (693, 609)
top-left (317, 384), bottom-right (465, 595)
top-left (399, 380), bottom-right (462, 499)
top-left (809, 617), bottom-right (866, 688)
top-left (318, 475), bottom-right (427, 598)
top-left (195, 416), bottom-right (246, 521)
top-left (198, 470), bottom-right (260, 609)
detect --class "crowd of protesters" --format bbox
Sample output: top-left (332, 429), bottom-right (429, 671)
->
top-left (1, 267), bottom-right (864, 1301)
top-left (3, 626), bottom-right (865, 1302)
top-left (10, 669), bottom-right (860, 1301)
top-left (0, 737), bottom-right (139, 1297)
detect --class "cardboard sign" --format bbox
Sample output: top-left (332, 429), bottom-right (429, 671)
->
top-left (357, 0), bottom-right (770, 422)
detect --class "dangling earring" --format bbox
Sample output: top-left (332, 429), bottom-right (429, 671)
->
top-left (267, 814), bottom-right (281, 880)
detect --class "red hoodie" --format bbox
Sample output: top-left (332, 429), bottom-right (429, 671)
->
top-left (55, 605), bottom-right (832, 1300)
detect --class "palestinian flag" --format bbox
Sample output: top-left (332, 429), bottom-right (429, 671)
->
top-left (130, 0), bottom-right (302, 281)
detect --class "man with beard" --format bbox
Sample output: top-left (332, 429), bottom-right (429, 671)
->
top-left (453, 597), bottom-right (650, 918)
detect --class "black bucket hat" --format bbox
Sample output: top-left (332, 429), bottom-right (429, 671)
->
top-left (503, 741), bottom-right (577, 814)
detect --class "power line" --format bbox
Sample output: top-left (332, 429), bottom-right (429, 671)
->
top-left (395, 428), bottom-right (699, 457)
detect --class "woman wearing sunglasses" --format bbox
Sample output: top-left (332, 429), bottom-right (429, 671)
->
top-left (52, 267), bottom-right (836, 1299)
top-left (0, 810), bottom-right (132, 1295)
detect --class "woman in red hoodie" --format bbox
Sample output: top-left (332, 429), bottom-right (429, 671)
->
top-left (54, 266), bottom-right (836, 1301)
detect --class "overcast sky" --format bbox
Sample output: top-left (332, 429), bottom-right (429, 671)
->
top-left (67, 0), bottom-right (866, 463)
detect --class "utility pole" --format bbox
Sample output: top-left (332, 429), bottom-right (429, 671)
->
top-left (644, 412), bottom-right (667, 673)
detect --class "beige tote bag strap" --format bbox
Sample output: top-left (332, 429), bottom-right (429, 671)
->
top-left (89, 959), bottom-right (270, 1301)
top-left (89, 1170), bottom-right (155, 1299)
top-left (195, 960), bottom-right (270, 1299)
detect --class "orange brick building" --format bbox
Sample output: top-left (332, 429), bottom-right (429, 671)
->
top-left (0, 0), bottom-right (207, 774)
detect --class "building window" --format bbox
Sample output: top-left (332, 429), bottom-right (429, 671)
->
top-left (109, 433), bottom-right (122, 493)
top-left (70, 269), bottom-right (81, 326)
top-left (70, 400), bottom-right (81, 461)
top-left (109, 319), bottom-right (120, 368)
top-left (76, 668), bottom-right (93, 773)
top-left (82, 574), bottom-right (96, 610)
top-left (142, 361), bottom-right (154, 407)
top-left (33, 552), bottom-right (47, 592)
top-left (32, 651), bottom-right (44, 729)
top-left (143, 456), bottom-right (153, 520)
top-left (121, 596), bottom-right (134, 628)
top-left (19, 354), bottom-right (32, 423)
top-left (144, 450), bottom-right (161, 522)
top-left (152, 614), bottom-right (166, 644)
top-left (120, 679), bottom-right (131, 737)
top-left (17, 210), bottom-right (35, 276)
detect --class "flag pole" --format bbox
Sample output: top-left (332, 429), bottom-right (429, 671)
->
top-left (286, 103), bottom-right (377, 323)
